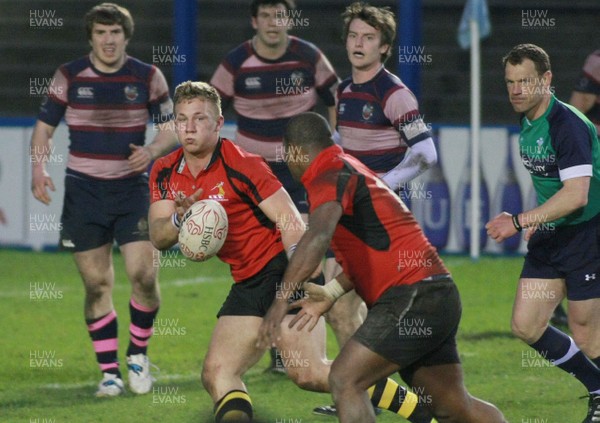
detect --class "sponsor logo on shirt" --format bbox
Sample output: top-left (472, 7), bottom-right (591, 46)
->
top-left (77, 87), bottom-right (94, 99)
top-left (338, 103), bottom-right (346, 115)
top-left (61, 239), bottom-right (75, 248)
top-left (245, 77), bottom-right (262, 90)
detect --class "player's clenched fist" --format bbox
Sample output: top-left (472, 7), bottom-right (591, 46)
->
top-left (486, 212), bottom-right (518, 243)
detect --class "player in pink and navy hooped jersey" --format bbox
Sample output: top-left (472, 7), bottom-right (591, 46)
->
top-left (30, 3), bottom-right (178, 398)
top-left (210, 28), bottom-right (338, 165)
top-left (38, 45), bottom-right (172, 180)
top-left (337, 3), bottom-right (437, 192)
top-left (210, 33), bottom-right (338, 163)
top-left (210, 0), bottom-right (341, 376)
top-left (336, 70), bottom-right (434, 178)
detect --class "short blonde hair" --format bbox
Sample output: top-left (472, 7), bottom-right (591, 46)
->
top-left (173, 81), bottom-right (222, 117)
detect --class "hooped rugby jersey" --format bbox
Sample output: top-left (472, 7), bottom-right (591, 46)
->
top-left (38, 55), bottom-right (173, 180)
top-left (573, 50), bottom-right (600, 134)
top-left (149, 138), bottom-right (285, 282)
top-left (336, 67), bottom-right (432, 174)
top-left (518, 95), bottom-right (600, 226)
top-left (301, 145), bottom-right (448, 306)
top-left (210, 36), bottom-right (339, 161)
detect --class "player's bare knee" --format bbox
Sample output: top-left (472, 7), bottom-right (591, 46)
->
top-left (287, 367), bottom-right (328, 392)
top-left (329, 360), bottom-right (355, 394)
top-left (289, 373), bottom-right (321, 392)
top-left (326, 307), bottom-right (354, 332)
top-left (130, 267), bottom-right (157, 291)
top-left (83, 277), bottom-right (112, 302)
top-left (201, 360), bottom-right (219, 392)
top-left (511, 318), bottom-right (539, 343)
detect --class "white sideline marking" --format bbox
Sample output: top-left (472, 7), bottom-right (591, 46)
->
top-left (0, 276), bottom-right (221, 299)
top-left (39, 373), bottom-right (199, 390)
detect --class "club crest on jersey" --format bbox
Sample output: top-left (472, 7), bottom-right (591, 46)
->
top-left (362, 102), bottom-right (374, 121)
top-left (245, 77), bottom-right (261, 90)
top-left (124, 84), bottom-right (139, 101)
top-left (338, 103), bottom-right (346, 115)
top-left (208, 181), bottom-right (228, 201)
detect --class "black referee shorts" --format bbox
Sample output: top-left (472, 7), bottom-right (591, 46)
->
top-left (521, 213), bottom-right (600, 301)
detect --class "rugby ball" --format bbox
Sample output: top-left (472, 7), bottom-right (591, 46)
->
top-left (178, 200), bottom-right (228, 262)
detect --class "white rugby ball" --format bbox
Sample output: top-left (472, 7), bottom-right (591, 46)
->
top-left (178, 199), bottom-right (228, 262)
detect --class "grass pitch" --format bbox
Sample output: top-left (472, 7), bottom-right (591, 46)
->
top-left (0, 249), bottom-right (587, 422)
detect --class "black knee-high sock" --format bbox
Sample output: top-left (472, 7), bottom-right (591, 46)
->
top-left (530, 326), bottom-right (600, 394)
top-left (86, 310), bottom-right (120, 377)
top-left (127, 299), bottom-right (159, 356)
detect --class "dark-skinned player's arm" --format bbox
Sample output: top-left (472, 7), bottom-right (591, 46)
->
top-left (257, 200), bottom-right (350, 348)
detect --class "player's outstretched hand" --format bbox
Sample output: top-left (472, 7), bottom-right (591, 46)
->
top-left (174, 188), bottom-right (203, 222)
top-left (288, 282), bottom-right (335, 332)
top-left (31, 169), bottom-right (55, 205)
top-left (256, 299), bottom-right (289, 350)
top-left (128, 144), bottom-right (153, 173)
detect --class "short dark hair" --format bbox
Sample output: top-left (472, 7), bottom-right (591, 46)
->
top-left (85, 3), bottom-right (134, 40)
top-left (284, 112), bottom-right (333, 150)
top-left (342, 2), bottom-right (396, 63)
top-left (250, 0), bottom-right (295, 18)
top-left (502, 44), bottom-right (551, 75)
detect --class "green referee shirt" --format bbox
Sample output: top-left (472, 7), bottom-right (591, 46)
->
top-left (518, 95), bottom-right (600, 226)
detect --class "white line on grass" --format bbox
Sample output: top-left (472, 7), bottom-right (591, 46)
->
top-left (39, 372), bottom-right (200, 390)
top-left (0, 276), bottom-right (221, 299)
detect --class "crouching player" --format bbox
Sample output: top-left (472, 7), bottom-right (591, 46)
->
top-left (258, 112), bottom-right (507, 423)
top-left (148, 82), bottom-right (433, 422)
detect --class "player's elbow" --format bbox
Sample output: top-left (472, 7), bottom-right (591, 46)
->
top-left (421, 153), bottom-right (437, 170)
top-left (419, 146), bottom-right (437, 169)
top-left (150, 227), bottom-right (176, 251)
top-left (311, 231), bottom-right (334, 256)
top-left (150, 237), bottom-right (169, 251)
top-left (565, 190), bottom-right (588, 213)
top-left (573, 192), bottom-right (588, 209)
